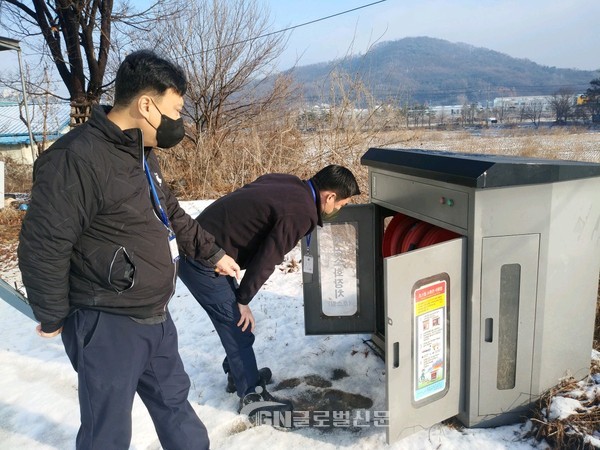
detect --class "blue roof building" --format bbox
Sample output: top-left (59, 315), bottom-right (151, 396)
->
top-left (0, 101), bottom-right (70, 164)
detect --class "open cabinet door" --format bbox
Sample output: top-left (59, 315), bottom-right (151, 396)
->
top-left (385, 237), bottom-right (466, 443)
top-left (302, 204), bottom-right (378, 335)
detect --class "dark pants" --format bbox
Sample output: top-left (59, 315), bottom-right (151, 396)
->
top-left (61, 309), bottom-right (209, 450)
top-left (178, 257), bottom-right (259, 397)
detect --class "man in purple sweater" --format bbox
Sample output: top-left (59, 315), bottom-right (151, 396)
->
top-left (178, 165), bottom-right (360, 419)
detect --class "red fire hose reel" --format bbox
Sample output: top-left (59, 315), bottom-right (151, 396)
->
top-left (382, 213), bottom-right (460, 257)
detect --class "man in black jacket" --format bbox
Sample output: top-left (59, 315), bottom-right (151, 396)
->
top-left (178, 165), bottom-right (360, 418)
top-left (18, 50), bottom-right (239, 450)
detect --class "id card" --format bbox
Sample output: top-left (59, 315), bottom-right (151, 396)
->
top-left (168, 232), bottom-right (180, 263)
top-left (303, 254), bottom-right (314, 274)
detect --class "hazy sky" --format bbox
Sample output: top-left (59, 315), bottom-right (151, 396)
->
top-left (1, 0), bottom-right (598, 88)
top-left (265, 0), bottom-right (600, 72)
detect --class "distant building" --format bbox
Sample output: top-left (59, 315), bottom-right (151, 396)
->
top-left (429, 105), bottom-right (471, 116)
top-left (0, 101), bottom-right (70, 164)
top-left (492, 95), bottom-right (551, 110)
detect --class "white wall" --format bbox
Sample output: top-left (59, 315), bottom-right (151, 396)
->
top-left (0, 145), bottom-right (34, 164)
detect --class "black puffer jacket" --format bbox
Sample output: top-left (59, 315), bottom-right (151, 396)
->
top-left (18, 106), bottom-right (223, 333)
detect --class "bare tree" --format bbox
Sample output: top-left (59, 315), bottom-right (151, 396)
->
top-left (518, 104), bottom-right (527, 123)
top-left (523, 99), bottom-right (545, 127)
top-left (461, 102), bottom-right (478, 126)
top-left (150, 0), bottom-right (290, 146)
top-left (138, 0), bottom-right (308, 195)
top-left (0, 0), bottom-right (173, 124)
top-left (437, 106), bottom-right (446, 126)
top-left (493, 100), bottom-right (508, 124)
top-left (549, 89), bottom-right (574, 124)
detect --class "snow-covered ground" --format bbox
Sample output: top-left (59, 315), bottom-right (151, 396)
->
top-left (1, 200), bottom-right (598, 449)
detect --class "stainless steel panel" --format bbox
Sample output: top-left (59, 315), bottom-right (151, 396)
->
top-left (534, 177), bottom-right (600, 390)
top-left (478, 234), bottom-right (540, 416)
top-left (385, 237), bottom-right (466, 444)
top-left (372, 172), bottom-right (469, 230)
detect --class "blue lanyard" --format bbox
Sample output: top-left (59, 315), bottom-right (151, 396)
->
top-left (144, 157), bottom-right (171, 229)
top-left (306, 180), bottom-right (317, 251)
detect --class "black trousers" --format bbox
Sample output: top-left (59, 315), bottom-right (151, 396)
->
top-left (61, 308), bottom-right (209, 450)
top-left (178, 257), bottom-right (260, 397)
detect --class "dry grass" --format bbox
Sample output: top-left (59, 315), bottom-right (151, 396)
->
top-left (528, 377), bottom-right (600, 450)
top-left (161, 111), bottom-right (307, 199)
top-left (1, 157), bottom-right (31, 269)
top-left (0, 207), bottom-right (24, 274)
top-left (0, 207), bottom-right (24, 245)
top-left (373, 126), bottom-right (600, 163)
top-left (0, 156), bottom-right (32, 193)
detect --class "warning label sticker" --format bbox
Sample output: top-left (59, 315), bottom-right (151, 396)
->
top-left (414, 278), bottom-right (447, 402)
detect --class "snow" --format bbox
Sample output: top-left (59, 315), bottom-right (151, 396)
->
top-left (547, 397), bottom-right (582, 421)
top-left (0, 200), bottom-right (597, 449)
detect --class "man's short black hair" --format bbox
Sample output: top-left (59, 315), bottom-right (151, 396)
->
top-left (113, 50), bottom-right (187, 107)
top-left (311, 165), bottom-right (360, 200)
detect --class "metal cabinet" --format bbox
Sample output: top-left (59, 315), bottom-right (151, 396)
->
top-left (302, 148), bottom-right (600, 444)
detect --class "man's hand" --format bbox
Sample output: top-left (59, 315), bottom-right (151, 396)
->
top-left (214, 254), bottom-right (241, 279)
top-left (237, 303), bottom-right (255, 332)
top-left (36, 324), bottom-right (62, 338)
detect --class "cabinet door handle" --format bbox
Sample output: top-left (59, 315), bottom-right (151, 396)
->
top-left (393, 342), bottom-right (400, 368)
top-left (485, 318), bottom-right (493, 342)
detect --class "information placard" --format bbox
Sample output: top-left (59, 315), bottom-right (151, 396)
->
top-left (413, 274), bottom-right (450, 404)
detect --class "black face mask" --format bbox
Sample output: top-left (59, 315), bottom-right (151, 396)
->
top-left (149, 99), bottom-right (185, 148)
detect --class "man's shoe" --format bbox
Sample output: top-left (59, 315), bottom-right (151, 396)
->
top-left (238, 385), bottom-right (294, 426)
top-left (226, 367), bottom-right (273, 393)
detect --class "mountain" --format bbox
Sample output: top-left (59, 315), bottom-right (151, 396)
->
top-left (283, 37), bottom-right (598, 106)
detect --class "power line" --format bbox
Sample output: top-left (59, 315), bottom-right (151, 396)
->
top-left (254, 1), bottom-right (387, 40)
top-left (182, 0), bottom-right (388, 58)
